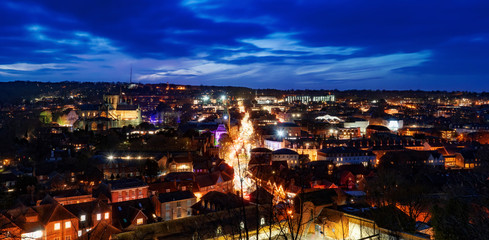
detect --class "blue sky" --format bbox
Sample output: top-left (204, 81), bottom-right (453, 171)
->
top-left (0, 0), bottom-right (489, 90)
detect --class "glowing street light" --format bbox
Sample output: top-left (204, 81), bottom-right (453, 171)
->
top-left (108, 155), bottom-right (114, 160)
top-left (221, 95), bottom-right (226, 101)
top-left (277, 130), bottom-right (285, 138)
top-left (202, 95), bottom-right (210, 101)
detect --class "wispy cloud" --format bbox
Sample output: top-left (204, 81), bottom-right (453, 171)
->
top-left (240, 33), bottom-right (360, 55)
top-left (138, 60), bottom-right (237, 80)
top-left (295, 51), bottom-right (431, 83)
top-left (0, 63), bottom-right (64, 71)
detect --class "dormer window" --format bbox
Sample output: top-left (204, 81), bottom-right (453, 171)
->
top-left (104, 212), bottom-right (110, 219)
top-left (80, 215), bottom-right (86, 222)
top-left (96, 213), bottom-right (101, 221)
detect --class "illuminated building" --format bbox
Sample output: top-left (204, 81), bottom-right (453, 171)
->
top-left (77, 94), bottom-right (142, 130)
top-left (152, 191), bottom-right (196, 220)
top-left (275, 122), bottom-right (301, 140)
top-left (343, 117), bottom-right (369, 135)
top-left (284, 94), bottom-right (335, 104)
top-left (318, 147), bottom-right (376, 167)
top-left (255, 96), bottom-right (278, 104)
top-left (213, 124), bottom-right (227, 146)
top-left (383, 118), bottom-right (403, 132)
top-left (95, 179), bottom-right (149, 203)
top-left (272, 148), bottom-right (299, 168)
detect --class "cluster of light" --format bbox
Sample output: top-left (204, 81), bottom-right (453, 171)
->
top-left (277, 130), bottom-right (285, 137)
top-left (22, 230), bottom-right (43, 239)
top-left (225, 110), bottom-right (257, 195)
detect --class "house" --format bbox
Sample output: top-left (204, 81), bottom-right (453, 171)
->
top-left (5, 203), bottom-right (79, 240)
top-left (48, 189), bottom-right (95, 206)
top-left (379, 150), bottom-right (445, 168)
top-left (111, 198), bottom-right (155, 230)
top-left (191, 191), bottom-right (247, 215)
top-left (152, 191), bottom-right (196, 220)
top-left (167, 153), bottom-right (193, 173)
top-left (64, 199), bottom-right (113, 238)
top-left (94, 178), bottom-right (149, 203)
top-left (293, 188), bottom-right (346, 234)
top-left (194, 171), bottom-right (234, 197)
top-left (272, 148), bottom-right (299, 168)
top-left (457, 149), bottom-right (481, 169)
top-left (318, 147), bottom-right (376, 167)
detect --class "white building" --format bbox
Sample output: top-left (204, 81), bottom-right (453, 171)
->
top-left (272, 148), bottom-right (299, 168)
top-left (317, 147), bottom-right (376, 167)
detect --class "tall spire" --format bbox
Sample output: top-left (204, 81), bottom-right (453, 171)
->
top-left (129, 65), bottom-right (133, 84)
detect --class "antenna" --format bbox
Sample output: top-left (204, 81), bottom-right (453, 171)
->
top-left (129, 66), bottom-right (133, 84)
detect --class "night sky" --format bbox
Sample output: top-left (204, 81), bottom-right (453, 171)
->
top-left (1, 0), bottom-right (489, 90)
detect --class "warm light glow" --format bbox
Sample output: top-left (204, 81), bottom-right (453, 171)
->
top-left (54, 223), bottom-right (61, 230)
top-left (22, 230), bottom-right (43, 239)
top-left (224, 111), bottom-right (257, 195)
top-left (195, 192), bottom-right (202, 201)
top-left (108, 155), bottom-right (114, 160)
top-left (136, 218), bottom-right (143, 225)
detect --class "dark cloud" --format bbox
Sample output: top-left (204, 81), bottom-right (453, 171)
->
top-left (0, 0), bottom-right (488, 90)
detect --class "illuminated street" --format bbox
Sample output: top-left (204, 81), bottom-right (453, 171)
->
top-left (226, 110), bottom-right (257, 196)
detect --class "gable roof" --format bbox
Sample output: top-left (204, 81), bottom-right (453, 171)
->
top-left (272, 148), bottom-right (298, 155)
top-left (157, 191), bottom-right (195, 203)
top-left (112, 198), bottom-right (154, 229)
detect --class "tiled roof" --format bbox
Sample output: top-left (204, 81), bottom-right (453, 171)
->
top-left (157, 190), bottom-right (195, 203)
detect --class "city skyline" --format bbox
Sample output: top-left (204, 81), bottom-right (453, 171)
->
top-left (1, 0), bottom-right (489, 90)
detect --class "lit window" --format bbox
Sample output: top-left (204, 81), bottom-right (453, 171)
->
top-left (54, 222), bottom-right (61, 230)
top-left (104, 212), bottom-right (110, 219)
top-left (78, 230), bottom-right (82, 237)
top-left (96, 213), bottom-right (101, 221)
top-left (136, 218), bottom-right (143, 225)
top-left (80, 215), bottom-right (86, 222)
top-left (260, 217), bottom-right (265, 226)
top-left (65, 221), bottom-right (71, 229)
